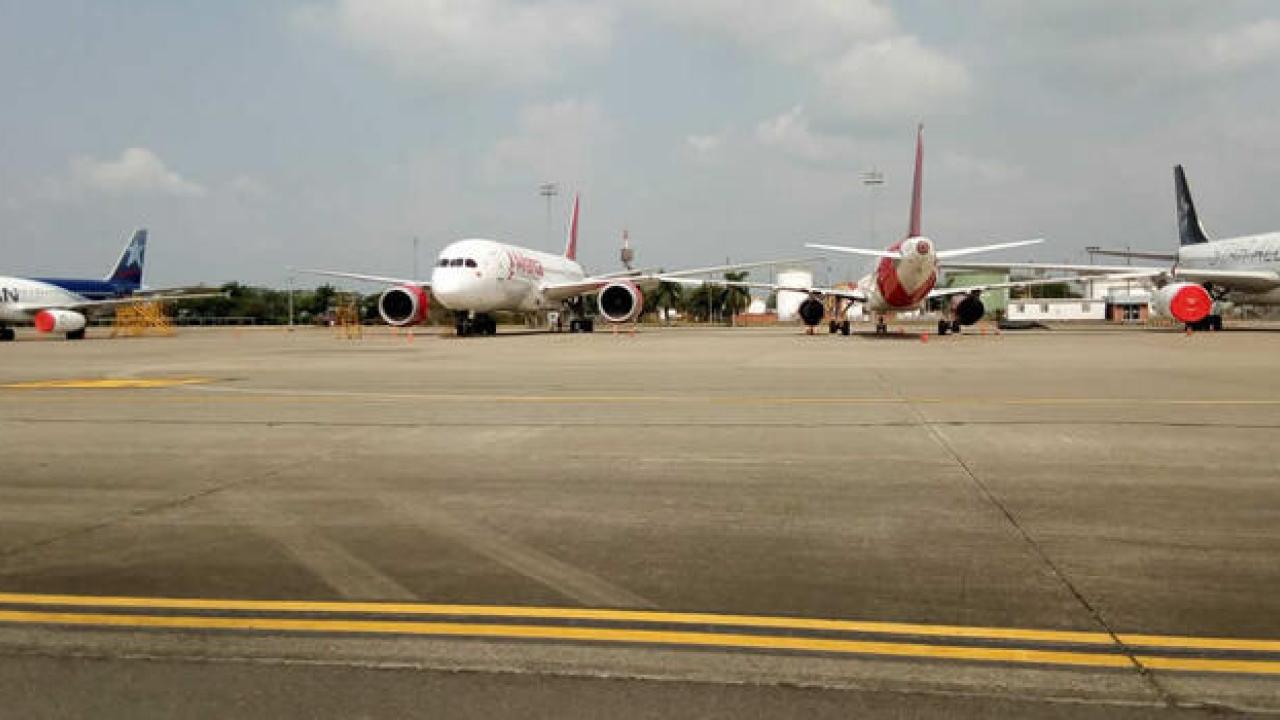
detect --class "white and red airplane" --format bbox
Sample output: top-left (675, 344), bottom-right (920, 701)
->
top-left (948, 165), bottom-right (1280, 330)
top-left (708, 125), bottom-right (1063, 335)
top-left (301, 197), bottom-right (806, 336)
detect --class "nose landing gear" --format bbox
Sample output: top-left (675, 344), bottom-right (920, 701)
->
top-left (455, 314), bottom-right (497, 337)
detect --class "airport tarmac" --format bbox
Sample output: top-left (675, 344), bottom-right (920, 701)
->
top-left (1, 323), bottom-right (1278, 718)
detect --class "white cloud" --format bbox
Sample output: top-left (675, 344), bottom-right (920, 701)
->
top-left (1206, 19), bottom-right (1280, 73)
top-left (818, 36), bottom-right (971, 122)
top-left (639, 0), bottom-right (894, 63)
top-left (685, 132), bottom-right (726, 158)
top-left (227, 174), bottom-right (270, 199)
top-left (484, 99), bottom-right (612, 185)
top-left (753, 105), bottom-right (854, 164)
top-left (297, 0), bottom-right (613, 86)
top-left (69, 147), bottom-right (206, 198)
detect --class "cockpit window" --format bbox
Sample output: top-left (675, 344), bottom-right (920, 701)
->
top-left (437, 259), bottom-right (449, 267)
top-left (464, 259), bottom-right (478, 268)
top-left (449, 258), bottom-right (464, 267)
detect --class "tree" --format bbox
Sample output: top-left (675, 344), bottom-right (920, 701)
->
top-left (648, 281), bottom-right (685, 323)
top-left (721, 271), bottom-right (751, 324)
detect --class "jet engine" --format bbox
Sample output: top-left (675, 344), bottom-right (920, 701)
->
top-left (1151, 282), bottom-right (1212, 324)
top-left (951, 293), bottom-right (985, 326)
top-left (33, 309), bottom-right (87, 334)
top-left (798, 297), bottom-right (825, 327)
top-left (598, 281), bottom-right (644, 323)
top-left (378, 285), bottom-right (430, 326)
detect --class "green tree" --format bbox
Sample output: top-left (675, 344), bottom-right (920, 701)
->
top-left (647, 281), bottom-right (685, 323)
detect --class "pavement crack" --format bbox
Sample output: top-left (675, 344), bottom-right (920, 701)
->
top-left (869, 370), bottom-right (1181, 708)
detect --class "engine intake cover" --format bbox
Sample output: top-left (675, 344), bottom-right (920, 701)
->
top-left (1152, 283), bottom-right (1211, 324)
top-left (34, 309), bottom-right (87, 334)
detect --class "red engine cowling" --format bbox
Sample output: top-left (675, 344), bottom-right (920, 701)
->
top-left (34, 309), bottom-right (87, 334)
top-left (377, 285), bottom-right (430, 326)
top-left (597, 281), bottom-right (644, 323)
top-left (1151, 283), bottom-right (1212, 324)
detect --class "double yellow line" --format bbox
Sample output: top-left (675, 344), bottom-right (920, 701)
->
top-left (0, 592), bottom-right (1277, 675)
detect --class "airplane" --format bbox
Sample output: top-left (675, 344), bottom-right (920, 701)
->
top-left (692, 124), bottom-right (1067, 336)
top-left (1, 229), bottom-right (216, 341)
top-left (947, 165), bottom-right (1280, 330)
top-left (300, 195), bottom-right (813, 336)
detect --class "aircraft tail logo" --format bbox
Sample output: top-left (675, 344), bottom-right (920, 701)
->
top-left (1174, 165), bottom-right (1210, 246)
top-left (107, 229), bottom-right (147, 288)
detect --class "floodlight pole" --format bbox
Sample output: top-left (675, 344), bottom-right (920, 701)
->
top-left (539, 182), bottom-right (559, 246)
top-left (287, 273), bottom-right (295, 330)
top-left (861, 167), bottom-right (884, 246)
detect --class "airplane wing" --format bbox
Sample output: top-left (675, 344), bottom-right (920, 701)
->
top-left (295, 269), bottom-right (431, 287)
top-left (945, 261), bottom-right (1280, 292)
top-left (540, 256), bottom-right (828, 303)
top-left (663, 275), bottom-right (866, 302)
top-left (10, 292), bottom-right (226, 316)
top-left (928, 275), bottom-right (1097, 299)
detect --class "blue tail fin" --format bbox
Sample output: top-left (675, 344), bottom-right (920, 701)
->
top-left (106, 229), bottom-right (147, 288)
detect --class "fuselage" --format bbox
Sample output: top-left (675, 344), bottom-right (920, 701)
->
top-left (429, 238), bottom-right (586, 313)
top-left (1178, 232), bottom-right (1280, 304)
top-left (857, 237), bottom-right (939, 313)
top-left (0, 277), bottom-right (110, 323)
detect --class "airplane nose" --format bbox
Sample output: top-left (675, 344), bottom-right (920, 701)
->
top-left (915, 239), bottom-right (933, 256)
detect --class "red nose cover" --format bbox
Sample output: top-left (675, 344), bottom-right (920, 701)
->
top-left (916, 240), bottom-right (930, 255)
top-left (34, 311), bottom-right (56, 333)
top-left (1169, 285), bottom-right (1211, 323)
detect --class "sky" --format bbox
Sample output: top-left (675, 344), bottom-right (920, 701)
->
top-left (2, 1), bottom-right (1279, 287)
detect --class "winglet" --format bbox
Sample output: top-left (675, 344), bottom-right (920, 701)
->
top-left (1174, 165), bottom-right (1210, 246)
top-left (564, 193), bottom-right (580, 261)
top-left (106, 228), bottom-right (147, 288)
top-left (908, 124), bottom-right (924, 239)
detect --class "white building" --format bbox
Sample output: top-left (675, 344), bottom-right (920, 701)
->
top-left (1007, 298), bottom-right (1106, 321)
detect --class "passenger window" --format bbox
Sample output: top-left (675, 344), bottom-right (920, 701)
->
top-left (450, 259), bottom-right (464, 267)
top-left (465, 259), bottom-right (478, 268)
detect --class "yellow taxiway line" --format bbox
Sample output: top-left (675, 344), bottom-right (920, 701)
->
top-left (0, 377), bottom-right (212, 390)
top-left (0, 592), bottom-right (1278, 674)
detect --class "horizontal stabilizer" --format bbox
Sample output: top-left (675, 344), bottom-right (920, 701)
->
top-left (935, 238), bottom-right (1043, 259)
top-left (803, 243), bottom-right (899, 259)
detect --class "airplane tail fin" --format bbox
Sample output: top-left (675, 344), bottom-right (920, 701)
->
top-left (564, 194), bottom-right (580, 261)
top-left (1174, 165), bottom-right (1210, 246)
top-left (106, 229), bottom-right (147, 288)
top-left (907, 124), bottom-right (923, 238)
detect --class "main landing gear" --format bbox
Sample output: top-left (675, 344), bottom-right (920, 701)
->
top-left (1187, 315), bottom-right (1224, 332)
top-left (455, 314), bottom-right (497, 337)
top-left (0, 327), bottom-right (14, 342)
top-left (827, 320), bottom-right (851, 336)
top-left (568, 318), bottom-right (595, 333)
top-left (66, 329), bottom-right (86, 340)
top-left (936, 319), bottom-right (961, 336)
top-left (875, 317), bottom-right (888, 335)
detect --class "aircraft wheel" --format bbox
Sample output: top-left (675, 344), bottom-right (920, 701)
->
top-left (840, 321), bottom-right (851, 336)
top-left (0, 327), bottom-right (14, 342)
top-left (66, 329), bottom-right (86, 340)
top-left (828, 321), bottom-right (838, 334)
top-left (937, 320), bottom-right (949, 336)
top-left (951, 320), bottom-right (962, 334)
top-left (1210, 315), bottom-right (1223, 331)
top-left (581, 319), bottom-right (595, 333)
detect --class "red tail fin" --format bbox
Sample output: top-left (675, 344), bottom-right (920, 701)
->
top-left (908, 124), bottom-right (923, 238)
top-left (565, 194), bottom-right (580, 261)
